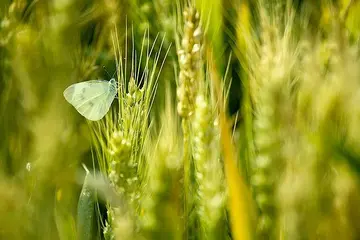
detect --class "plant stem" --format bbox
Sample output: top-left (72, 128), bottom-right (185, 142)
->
top-left (182, 118), bottom-right (191, 239)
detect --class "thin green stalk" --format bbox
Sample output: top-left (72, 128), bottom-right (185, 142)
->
top-left (182, 118), bottom-right (191, 239)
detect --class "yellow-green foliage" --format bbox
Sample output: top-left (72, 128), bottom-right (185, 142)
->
top-left (2, 0), bottom-right (360, 240)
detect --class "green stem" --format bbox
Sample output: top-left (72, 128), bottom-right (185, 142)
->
top-left (182, 118), bottom-right (191, 239)
top-left (242, 71), bottom-right (255, 184)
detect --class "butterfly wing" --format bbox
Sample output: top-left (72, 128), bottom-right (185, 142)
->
top-left (76, 91), bottom-right (117, 121)
top-left (63, 80), bottom-right (116, 121)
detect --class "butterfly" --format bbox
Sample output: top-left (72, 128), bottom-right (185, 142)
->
top-left (63, 78), bottom-right (118, 121)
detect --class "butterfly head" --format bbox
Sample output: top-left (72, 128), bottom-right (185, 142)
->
top-left (109, 78), bottom-right (117, 86)
top-left (109, 78), bottom-right (118, 93)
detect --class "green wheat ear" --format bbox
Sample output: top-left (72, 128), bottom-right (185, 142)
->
top-left (176, 5), bottom-right (203, 238)
top-left (88, 23), bottom-right (169, 239)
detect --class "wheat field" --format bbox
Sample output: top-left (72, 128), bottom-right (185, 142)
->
top-left (1, 0), bottom-right (360, 239)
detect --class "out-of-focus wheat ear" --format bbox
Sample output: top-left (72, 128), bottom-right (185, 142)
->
top-left (140, 86), bottom-right (183, 240)
top-left (302, 25), bottom-right (360, 239)
top-left (252, 81), bottom-right (286, 239)
top-left (248, 4), bottom-right (300, 238)
top-left (192, 91), bottom-right (227, 240)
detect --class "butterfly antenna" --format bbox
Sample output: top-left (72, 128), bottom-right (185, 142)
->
top-left (111, 61), bottom-right (118, 79)
top-left (103, 66), bottom-right (112, 79)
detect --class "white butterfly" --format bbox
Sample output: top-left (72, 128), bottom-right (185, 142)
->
top-left (63, 78), bottom-right (118, 121)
